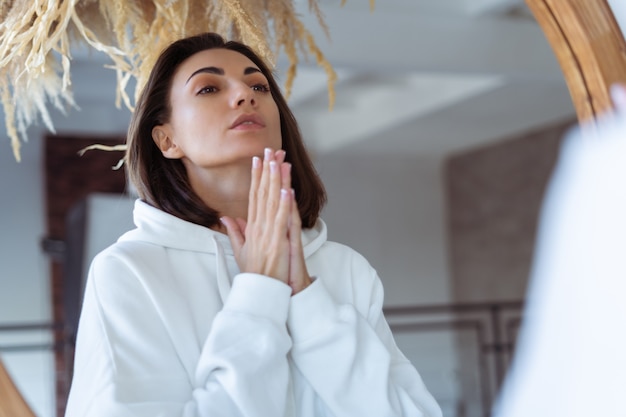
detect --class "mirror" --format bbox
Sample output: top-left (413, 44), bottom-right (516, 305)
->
top-left (2, 1), bottom-right (623, 416)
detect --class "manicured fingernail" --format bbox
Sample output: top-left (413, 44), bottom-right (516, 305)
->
top-left (252, 156), bottom-right (260, 168)
top-left (280, 188), bottom-right (289, 199)
top-left (270, 160), bottom-right (277, 172)
top-left (264, 148), bottom-right (272, 160)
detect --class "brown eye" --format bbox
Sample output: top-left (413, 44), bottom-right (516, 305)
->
top-left (197, 86), bottom-right (218, 95)
top-left (252, 84), bottom-right (270, 93)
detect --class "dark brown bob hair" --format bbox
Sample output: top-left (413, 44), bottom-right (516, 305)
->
top-left (126, 32), bottom-right (326, 229)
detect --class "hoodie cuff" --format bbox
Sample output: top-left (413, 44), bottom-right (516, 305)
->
top-left (288, 277), bottom-right (340, 343)
top-left (225, 273), bottom-right (292, 325)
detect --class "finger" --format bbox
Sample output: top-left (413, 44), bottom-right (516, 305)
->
top-left (288, 189), bottom-right (311, 294)
top-left (288, 189), bottom-right (303, 245)
top-left (275, 149), bottom-right (286, 164)
top-left (274, 188), bottom-right (291, 235)
top-left (235, 217), bottom-right (248, 236)
top-left (265, 158), bottom-right (282, 224)
top-left (270, 152), bottom-right (290, 213)
top-left (256, 148), bottom-right (274, 224)
top-left (220, 216), bottom-right (245, 252)
top-left (280, 162), bottom-right (292, 192)
top-left (247, 156), bottom-right (261, 224)
top-left (262, 188), bottom-right (291, 281)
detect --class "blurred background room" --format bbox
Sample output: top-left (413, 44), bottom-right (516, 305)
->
top-left (1, 0), bottom-right (625, 416)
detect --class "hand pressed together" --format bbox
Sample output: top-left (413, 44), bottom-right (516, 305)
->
top-left (221, 148), bottom-right (312, 295)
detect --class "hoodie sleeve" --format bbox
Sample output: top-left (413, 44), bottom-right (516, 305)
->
top-left (65, 249), bottom-right (293, 417)
top-left (287, 248), bottom-right (442, 417)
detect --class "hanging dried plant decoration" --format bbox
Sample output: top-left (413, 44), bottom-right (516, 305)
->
top-left (0, 0), bottom-right (375, 162)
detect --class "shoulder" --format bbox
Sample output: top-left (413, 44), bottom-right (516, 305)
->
top-left (307, 240), bottom-right (383, 309)
top-left (91, 239), bottom-right (163, 270)
top-left (312, 240), bottom-right (375, 274)
top-left (87, 240), bottom-right (169, 299)
top-left (304, 219), bottom-right (369, 273)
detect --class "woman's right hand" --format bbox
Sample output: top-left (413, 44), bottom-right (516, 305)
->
top-left (221, 148), bottom-right (293, 284)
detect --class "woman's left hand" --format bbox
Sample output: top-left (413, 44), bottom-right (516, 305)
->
top-left (286, 188), bottom-right (312, 295)
top-left (222, 149), bottom-right (311, 295)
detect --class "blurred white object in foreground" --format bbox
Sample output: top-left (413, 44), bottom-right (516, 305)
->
top-left (493, 86), bottom-right (626, 417)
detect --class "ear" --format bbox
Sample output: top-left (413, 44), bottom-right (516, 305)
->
top-left (152, 125), bottom-right (184, 159)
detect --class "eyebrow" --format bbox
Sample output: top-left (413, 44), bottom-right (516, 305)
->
top-left (185, 66), bottom-right (262, 84)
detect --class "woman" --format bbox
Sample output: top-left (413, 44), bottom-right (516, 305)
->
top-left (65, 32), bottom-right (441, 417)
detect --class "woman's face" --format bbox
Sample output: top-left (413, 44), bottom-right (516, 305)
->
top-left (155, 48), bottom-right (281, 169)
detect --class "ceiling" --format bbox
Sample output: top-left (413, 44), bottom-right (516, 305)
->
top-left (3, 0), bottom-right (586, 160)
top-left (287, 0), bottom-right (577, 156)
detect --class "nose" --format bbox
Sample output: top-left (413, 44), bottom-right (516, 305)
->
top-left (231, 82), bottom-right (256, 108)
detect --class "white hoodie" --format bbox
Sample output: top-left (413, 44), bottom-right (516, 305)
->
top-left (65, 200), bottom-right (441, 417)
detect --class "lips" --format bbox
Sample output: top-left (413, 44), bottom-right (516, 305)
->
top-left (230, 113), bottom-right (265, 129)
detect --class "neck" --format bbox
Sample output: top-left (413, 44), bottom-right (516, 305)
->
top-left (185, 161), bottom-right (252, 224)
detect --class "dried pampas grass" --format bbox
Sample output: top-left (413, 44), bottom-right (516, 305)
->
top-left (0, 0), bottom-right (370, 161)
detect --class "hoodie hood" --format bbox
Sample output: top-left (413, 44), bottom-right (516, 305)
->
top-left (118, 200), bottom-right (327, 305)
top-left (118, 199), bottom-right (328, 259)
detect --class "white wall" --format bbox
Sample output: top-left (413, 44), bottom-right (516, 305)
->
top-left (316, 152), bottom-right (451, 306)
top-left (609, 0), bottom-right (626, 37)
top-left (0, 126), bottom-right (56, 417)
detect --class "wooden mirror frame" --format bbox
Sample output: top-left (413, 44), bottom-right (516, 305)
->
top-left (525, 0), bottom-right (626, 122)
